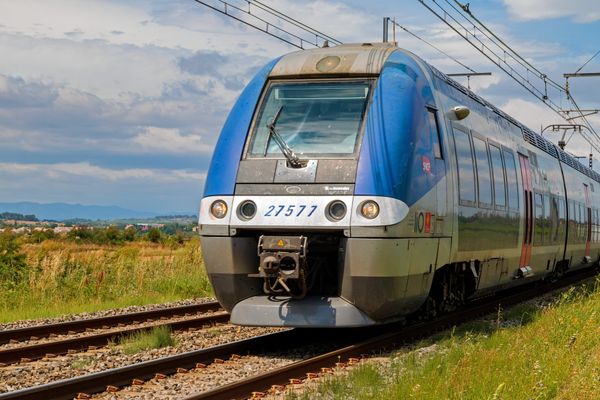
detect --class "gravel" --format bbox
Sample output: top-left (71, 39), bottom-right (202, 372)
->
top-left (0, 324), bottom-right (283, 394)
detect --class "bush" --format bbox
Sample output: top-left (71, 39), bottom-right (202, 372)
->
top-left (146, 228), bottom-right (162, 243)
top-left (0, 230), bottom-right (28, 287)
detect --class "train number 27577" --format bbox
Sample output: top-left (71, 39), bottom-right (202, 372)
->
top-left (264, 204), bottom-right (317, 217)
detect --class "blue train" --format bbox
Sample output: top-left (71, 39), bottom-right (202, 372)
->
top-left (198, 43), bottom-right (600, 327)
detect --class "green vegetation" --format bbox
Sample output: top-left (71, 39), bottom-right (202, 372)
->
top-left (118, 326), bottom-right (176, 354)
top-left (292, 280), bottom-right (600, 400)
top-left (0, 212), bottom-right (38, 221)
top-left (0, 230), bottom-right (28, 287)
top-left (0, 236), bottom-right (212, 322)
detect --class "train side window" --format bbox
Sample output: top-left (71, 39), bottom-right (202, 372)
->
top-left (558, 197), bottom-right (566, 242)
top-left (503, 150), bottom-right (519, 211)
top-left (578, 203), bottom-right (584, 242)
top-left (489, 144), bottom-right (506, 209)
top-left (473, 136), bottom-right (492, 208)
top-left (568, 200), bottom-right (576, 244)
top-left (544, 195), bottom-right (552, 243)
top-left (428, 109), bottom-right (443, 159)
top-left (453, 128), bottom-right (476, 204)
top-left (534, 192), bottom-right (544, 245)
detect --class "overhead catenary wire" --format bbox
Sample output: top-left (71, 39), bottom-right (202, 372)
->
top-left (417, 0), bottom-right (600, 154)
top-left (192, 0), bottom-right (340, 49)
top-left (574, 49), bottom-right (600, 74)
top-left (387, 18), bottom-right (477, 73)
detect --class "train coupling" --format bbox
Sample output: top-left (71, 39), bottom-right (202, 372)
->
top-left (249, 235), bottom-right (308, 298)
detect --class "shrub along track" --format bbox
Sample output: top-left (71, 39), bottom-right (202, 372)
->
top-left (0, 302), bottom-right (227, 365)
top-left (0, 267), bottom-right (597, 400)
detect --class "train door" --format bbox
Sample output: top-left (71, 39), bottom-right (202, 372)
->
top-left (518, 154), bottom-right (533, 269)
top-left (584, 184), bottom-right (592, 259)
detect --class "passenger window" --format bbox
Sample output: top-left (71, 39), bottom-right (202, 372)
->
top-left (544, 195), bottom-right (551, 243)
top-left (473, 137), bottom-right (492, 208)
top-left (428, 109), bottom-right (443, 159)
top-left (534, 193), bottom-right (544, 245)
top-left (558, 197), bottom-right (566, 241)
top-left (489, 145), bottom-right (506, 209)
top-left (453, 129), bottom-right (476, 204)
top-left (503, 150), bottom-right (519, 211)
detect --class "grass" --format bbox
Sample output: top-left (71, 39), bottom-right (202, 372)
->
top-left (0, 237), bottom-right (213, 323)
top-left (290, 279), bottom-right (600, 400)
top-left (118, 325), bottom-right (176, 354)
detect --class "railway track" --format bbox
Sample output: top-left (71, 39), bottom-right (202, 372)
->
top-left (0, 301), bottom-right (222, 345)
top-left (1, 268), bottom-right (597, 400)
top-left (0, 301), bottom-right (228, 365)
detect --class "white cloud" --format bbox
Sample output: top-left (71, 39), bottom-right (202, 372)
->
top-left (0, 162), bottom-right (205, 183)
top-left (132, 127), bottom-right (211, 153)
top-left (503, 0), bottom-right (600, 22)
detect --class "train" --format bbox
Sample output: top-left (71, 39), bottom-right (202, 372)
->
top-left (198, 43), bottom-right (600, 327)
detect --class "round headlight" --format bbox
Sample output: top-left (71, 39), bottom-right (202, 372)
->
top-left (327, 200), bottom-right (347, 221)
top-left (360, 200), bottom-right (379, 219)
top-left (238, 200), bottom-right (257, 220)
top-left (210, 200), bottom-right (228, 219)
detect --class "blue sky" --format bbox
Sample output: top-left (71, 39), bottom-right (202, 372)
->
top-left (1, 0), bottom-right (599, 213)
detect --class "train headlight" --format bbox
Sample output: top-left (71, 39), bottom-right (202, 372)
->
top-left (327, 200), bottom-right (346, 221)
top-left (360, 200), bottom-right (380, 219)
top-left (238, 200), bottom-right (257, 220)
top-left (210, 200), bottom-right (228, 219)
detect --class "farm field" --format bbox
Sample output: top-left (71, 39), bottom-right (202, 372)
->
top-left (292, 279), bottom-right (600, 400)
top-left (0, 233), bottom-right (212, 323)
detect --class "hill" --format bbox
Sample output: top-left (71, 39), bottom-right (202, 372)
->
top-left (0, 202), bottom-right (193, 221)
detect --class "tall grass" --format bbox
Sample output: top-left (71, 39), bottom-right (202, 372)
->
top-left (0, 237), bottom-right (212, 322)
top-left (292, 279), bottom-right (600, 400)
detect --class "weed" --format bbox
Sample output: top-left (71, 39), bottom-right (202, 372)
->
top-left (120, 326), bottom-right (175, 354)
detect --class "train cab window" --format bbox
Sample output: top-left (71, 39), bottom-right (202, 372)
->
top-left (503, 150), bottom-right (519, 212)
top-left (247, 81), bottom-right (371, 158)
top-left (453, 128), bottom-right (476, 204)
top-left (489, 144), bottom-right (506, 209)
top-left (473, 137), bottom-right (492, 208)
top-left (534, 193), bottom-right (544, 245)
top-left (427, 109), bottom-right (443, 159)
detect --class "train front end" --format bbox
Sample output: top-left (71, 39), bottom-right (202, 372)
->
top-left (199, 44), bottom-right (446, 327)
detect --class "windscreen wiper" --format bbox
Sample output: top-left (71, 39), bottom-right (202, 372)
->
top-left (265, 106), bottom-right (303, 168)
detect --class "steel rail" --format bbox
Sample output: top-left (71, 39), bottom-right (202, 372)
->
top-left (0, 312), bottom-right (230, 365)
top-left (0, 329), bottom-right (309, 400)
top-left (185, 267), bottom-right (599, 400)
top-left (0, 301), bottom-right (222, 344)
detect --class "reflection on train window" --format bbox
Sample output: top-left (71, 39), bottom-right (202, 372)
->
top-left (489, 144), bottom-right (506, 209)
top-left (427, 109), bottom-right (443, 159)
top-left (534, 193), bottom-right (544, 245)
top-left (453, 129), bottom-right (476, 204)
top-left (503, 150), bottom-right (519, 211)
top-left (473, 137), bottom-right (492, 208)
top-left (544, 195), bottom-right (551, 243)
top-left (248, 81), bottom-right (371, 157)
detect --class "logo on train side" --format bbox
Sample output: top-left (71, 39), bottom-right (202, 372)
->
top-left (415, 211), bottom-right (432, 233)
top-left (421, 156), bottom-right (432, 175)
top-left (285, 186), bottom-right (302, 194)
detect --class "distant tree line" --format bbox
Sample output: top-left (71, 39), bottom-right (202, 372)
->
top-left (0, 212), bottom-right (38, 221)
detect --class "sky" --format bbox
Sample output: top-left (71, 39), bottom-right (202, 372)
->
top-left (0, 0), bottom-right (599, 214)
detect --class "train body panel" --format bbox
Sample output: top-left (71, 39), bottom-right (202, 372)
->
top-left (199, 43), bottom-right (600, 327)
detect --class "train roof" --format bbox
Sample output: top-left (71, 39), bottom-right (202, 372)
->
top-left (269, 42), bottom-right (396, 77)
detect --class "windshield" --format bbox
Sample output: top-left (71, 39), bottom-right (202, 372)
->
top-left (247, 81), bottom-right (371, 158)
